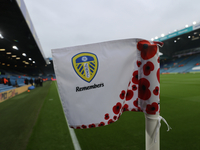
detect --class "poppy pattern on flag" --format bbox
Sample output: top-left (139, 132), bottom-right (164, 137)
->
top-left (52, 39), bottom-right (162, 129)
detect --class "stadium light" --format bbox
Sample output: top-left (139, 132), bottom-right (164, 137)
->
top-left (161, 34), bottom-right (165, 37)
top-left (22, 53), bottom-right (26, 56)
top-left (188, 36), bottom-right (191, 38)
top-left (151, 38), bottom-right (154, 41)
top-left (6, 52), bottom-right (11, 54)
top-left (0, 33), bottom-right (3, 39)
top-left (29, 58), bottom-right (32, 60)
top-left (12, 55), bottom-right (16, 57)
top-left (193, 21), bottom-right (196, 25)
top-left (0, 49), bottom-right (5, 51)
top-left (185, 25), bottom-right (188, 28)
top-left (33, 61), bottom-right (35, 63)
top-left (174, 29), bottom-right (177, 32)
top-left (174, 40), bottom-right (177, 43)
top-left (155, 36), bottom-right (158, 39)
top-left (16, 57), bottom-right (20, 60)
top-left (12, 46), bottom-right (18, 50)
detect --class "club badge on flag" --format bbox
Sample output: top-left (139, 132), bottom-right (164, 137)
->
top-left (52, 38), bottom-right (163, 129)
top-left (72, 52), bottom-right (98, 83)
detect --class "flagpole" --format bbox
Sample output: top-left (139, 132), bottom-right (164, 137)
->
top-left (145, 113), bottom-right (160, 150)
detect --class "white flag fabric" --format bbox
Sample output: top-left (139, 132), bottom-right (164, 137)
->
top-left (52, 38), bottom-right (162, 129)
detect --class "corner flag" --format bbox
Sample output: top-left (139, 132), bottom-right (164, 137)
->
top-left (52, 38), bottom-right (162, 129)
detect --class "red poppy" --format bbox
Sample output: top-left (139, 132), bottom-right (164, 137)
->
top-left (89, 124), bottom-right (96, 128)
top-left (157, 68), bottom-right (160, 83)
top-left (143, 61), bottom-right (154, 76)
top-left (137, 60), bottom-right (142, 67)
top-left (119, 90), bottom-right (126, 99)
top-left (132, 85), bottom-right (137, 91)
top-left (138, 107), bottom-right (143, 112)
top-left (146, 102), bottom-right (159, 114)
top-left (122, 104), bottom-right (129, 112)
top-left (76, 127), bottom-right (81, 129)
top-left (157, 57), bottom-right (160, 63)
top-left (112, 102), bottom-right (122, 114)
top-left (104, 113), bottom-right (110, 120)
top-left (131, 108), bottom-right (137, 111)
top-left (81, 125), bottom-right (87, 129)
top-left (108, 119), bottom-right (114, 124)
top-left (132, 70), bottom-right (138, 84)
top-left (137, 40), bottom-right (158, 60)
top-left (133, 98), bottom-right (138, 107)
top-left (125, 90), bottom-right (134, 101)
top-left (128, 81), bottom-right (131, 87)
top-left (98, 122), bottom-right (105, 127)
top-left (153, 86), bottom-right (159, 95)
top-left (138, 78), bottom-right (151, 100)
top-left (113, 116), bottom-right (117, 120)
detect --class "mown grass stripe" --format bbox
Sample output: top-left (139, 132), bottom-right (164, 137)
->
top-left (54, 81), bottom-right (81, 150)
top-left (0, 81), bottom-right (52, 150)
top-left (25, 81), bottom-right (74, 150)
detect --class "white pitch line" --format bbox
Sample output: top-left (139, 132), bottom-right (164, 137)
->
top-left (54, 81), bottom-right (81, 150)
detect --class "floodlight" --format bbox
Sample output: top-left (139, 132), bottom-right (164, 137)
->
top-left (12, 46), bottom-right (18, 50)
top-left (0, 33), bottom-right (3, 39)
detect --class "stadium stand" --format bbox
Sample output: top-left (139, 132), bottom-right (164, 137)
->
top-left (0, 84), bottom-right (16, 93)
top-left (0, 0), bottom-right (56, 97)
top-left (160, 53), bottom-right (200, 73)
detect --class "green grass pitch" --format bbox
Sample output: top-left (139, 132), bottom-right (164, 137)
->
top-left (0, 73), bottom-right (200, 150)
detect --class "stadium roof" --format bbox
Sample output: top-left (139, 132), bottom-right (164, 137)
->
top-left (155, 22), bottom-right (200, 58)
top-left (0, 0), bottom-right (48, 75)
